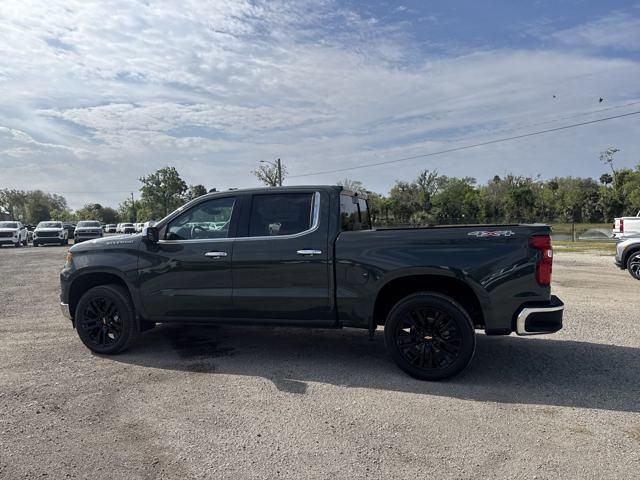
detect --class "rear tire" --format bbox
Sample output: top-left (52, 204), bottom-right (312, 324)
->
top-left (384, 293), bottom-right (476, 381)
top-left (33, 241), bottom-right (38, 247)
top-left (15, 241), bottom-right (20, 248)
top-left (627, 252), bottom-right (640, 280)
top-left (75, 284), bottom-right (140, 354)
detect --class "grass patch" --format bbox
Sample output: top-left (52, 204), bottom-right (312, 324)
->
top-left (554, 240), bottom-right (616, 254)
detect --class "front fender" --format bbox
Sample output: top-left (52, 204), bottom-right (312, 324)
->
top-left (61, 245), bottom-right (145, 317)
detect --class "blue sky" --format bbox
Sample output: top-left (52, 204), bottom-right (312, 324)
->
top-left (1, 0), bottom-right (639, 208)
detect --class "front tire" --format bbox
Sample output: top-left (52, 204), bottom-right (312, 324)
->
top-left (627, 252), bottom-right (640, 280)
top-left (384, 293), bottom-right (476, 381)
top-left (75, 284), bottom-right (139, 354)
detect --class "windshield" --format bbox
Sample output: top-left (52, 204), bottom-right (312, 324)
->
top-left (77, 221), bottom-right (101, 227)
top-left (37, 222), bottom-right (62, 229)
top-left (0, 222), bottom-right (18, 228)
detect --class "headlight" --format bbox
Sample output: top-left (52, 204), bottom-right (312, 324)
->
top-left (33, 233), bottom-right (38, 238)
top-left (13, 230), bottom-right (18, 237)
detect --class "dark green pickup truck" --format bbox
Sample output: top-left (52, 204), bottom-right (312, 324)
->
top-left (60, 185), bottom-right (564, 380)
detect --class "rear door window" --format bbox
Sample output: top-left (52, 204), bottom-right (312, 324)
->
top-left (248, 193), bottom-right (314, 237)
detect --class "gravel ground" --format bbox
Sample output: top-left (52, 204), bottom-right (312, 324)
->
top-left (0, 245), bottom-right (638, 479)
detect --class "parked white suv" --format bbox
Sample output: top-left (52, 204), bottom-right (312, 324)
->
top-left (615, 236), bottom-right (640, 279)
top-left (121, 223), bottom-right (136, 234)
top-left (0, 221), bottom-right (29, 247)
top-left (74, 220), bottom-right (104, 243)
top-left (33, 221), bottom-right (68, 246)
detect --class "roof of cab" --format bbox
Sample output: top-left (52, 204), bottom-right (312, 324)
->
top-left (199, 185), bottom-right (343, 199)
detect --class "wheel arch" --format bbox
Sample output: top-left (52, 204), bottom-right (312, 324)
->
top-left (68, 270), bottom-right (136, 322)
top-left (372, 274), bottom-right (485, 329)
top-left (623, 246), bottom-right (640, 267)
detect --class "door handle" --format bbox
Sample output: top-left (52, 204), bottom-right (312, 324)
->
top-left (204, 251), bottom-right (228, 258)
top-left (297, 249), bottom-right (322, 256)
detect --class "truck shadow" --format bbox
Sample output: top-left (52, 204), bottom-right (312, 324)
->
top-left (113, 324), bottom-right (639, 413)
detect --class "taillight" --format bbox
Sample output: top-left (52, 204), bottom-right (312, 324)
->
top-left (620, 219), bottom-right (624, 233)
top-left (530, 235), bottom-right (553, 286)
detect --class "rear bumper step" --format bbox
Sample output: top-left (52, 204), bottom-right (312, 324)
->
top-left (516, 295), bottom-right (564, 335)
top-left (60, 302), bottom-right (72, 320)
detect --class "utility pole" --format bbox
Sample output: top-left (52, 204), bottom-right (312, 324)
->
top-left (276, 158), bottom-right (282, 187)
top-left (131, 192), bottom-right (136, 223)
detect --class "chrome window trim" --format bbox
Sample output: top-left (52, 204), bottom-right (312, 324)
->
top-left (158, 191), bottom-right (321, 245)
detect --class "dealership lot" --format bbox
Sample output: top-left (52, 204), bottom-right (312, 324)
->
top-left (0, 246), bottom-right (638, 479)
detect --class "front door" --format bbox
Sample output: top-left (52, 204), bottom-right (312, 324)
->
top-left (231, 191), bottom-right (333, 323)
top-left (138, 195), bottom-right (239, 320)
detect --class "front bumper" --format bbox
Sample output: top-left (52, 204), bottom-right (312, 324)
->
top-left (516, 295), bottom-right (564, 335)
top-left (34, 237), bottom-right (64, 244)
top-left (74, 234), bottom-right (102, 242)
top-left (0, 238), bottom-right (19, 245)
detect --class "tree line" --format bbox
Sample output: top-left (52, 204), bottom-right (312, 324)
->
top-left (2, 149), bottom-right (638, 226)
top-left (355, 170), bottom-right (637, 227)
top-left (0, 167), bottom-right (208, 224)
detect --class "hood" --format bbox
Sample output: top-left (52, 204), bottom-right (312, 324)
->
top-left (75, 226), bottom-right (101, 232)
top-left (35, 228), bottom-right (64, 232)
top-left (0, 228), bottom-right (19, 232)
top-left (70, 233), bottom-right (143, 252)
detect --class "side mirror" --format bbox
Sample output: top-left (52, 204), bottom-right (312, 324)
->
top-left (143, 226), bottom-right (159, 243)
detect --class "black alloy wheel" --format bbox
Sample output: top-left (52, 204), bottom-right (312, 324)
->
top-left (384, 293), bottom-right (476, 380)
top-left (627, 252), bottom-right (640, 280)
top-left (75, 284), bottom-right (139, 354)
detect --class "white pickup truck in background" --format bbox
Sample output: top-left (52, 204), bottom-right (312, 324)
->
top-left (613, 211), bottom-right (640, 238)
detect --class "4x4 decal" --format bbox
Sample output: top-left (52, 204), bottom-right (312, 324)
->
top-left (467, 230), bottom-right (515, 237)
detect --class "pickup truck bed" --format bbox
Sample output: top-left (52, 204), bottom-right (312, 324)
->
top-left (335, 224), bottom-right (561, 336)
top-left (613, 212), bottom-right (640, 237)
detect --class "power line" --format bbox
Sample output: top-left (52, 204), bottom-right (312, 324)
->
top-left (288, 110), bottom-right (640, 178)
top-left (481, 100), bottom-right (640, 137)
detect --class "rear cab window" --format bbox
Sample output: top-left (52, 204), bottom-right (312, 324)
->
top-left (340, 194), bottom-right (371, 231)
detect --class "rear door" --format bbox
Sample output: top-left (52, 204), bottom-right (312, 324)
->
top-left (231, 190), bottom-right (333, 323)
top-left (138, 194), bottom-right (240, 320)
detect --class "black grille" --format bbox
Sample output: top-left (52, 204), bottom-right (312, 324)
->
top-left (37, 231), bottom-right (59, 238)
top-left (0, 232), bottom-right (13, 238)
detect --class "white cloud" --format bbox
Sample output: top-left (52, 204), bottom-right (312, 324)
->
top-left (0, 1), bottom-right (639, 208)
top-left (551, 12), bottom-right (640, 52)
